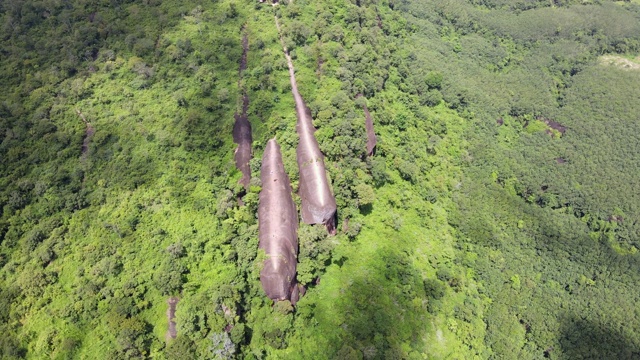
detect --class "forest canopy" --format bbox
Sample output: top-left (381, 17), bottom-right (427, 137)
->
top-left (1, 0), bottom-right (639, 359)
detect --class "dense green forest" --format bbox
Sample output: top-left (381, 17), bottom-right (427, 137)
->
top-left (1, 0), bottom-right (640, 358)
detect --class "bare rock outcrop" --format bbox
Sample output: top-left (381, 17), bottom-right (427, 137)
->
top-left (76, 109), bottom-right (94, 162)
top-left (276, 16), bottom-right (337, 233)
top-left (233, 32), bottom-right (252, 189)
top-left (233, 94), bottom-right (252, 189)
top-left (357, 94), bottom-right (377, 156)
top-left (166, 297), bottom-right (179, 341)
top-left (258, 139), bottom-right (299, 303)
top-left (294, 94), bottom-right (337, 232)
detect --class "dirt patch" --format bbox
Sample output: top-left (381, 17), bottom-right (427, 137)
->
top-left (599, 55), bottom-right (640, 71)
top-left (166, 297), bottom-right (179, 341)
top-left (544, 120), bottom-right (566, 135)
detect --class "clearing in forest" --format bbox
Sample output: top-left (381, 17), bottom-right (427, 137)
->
top-left (599, 55), bottom-right (640, 70)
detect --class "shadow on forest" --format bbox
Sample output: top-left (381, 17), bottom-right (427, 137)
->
top-left (322, 246), bottom-right (431, 359)
top-left (523, 193), bottom-right (640, 279)
top-left (460, 180), bottom-right (640, 276)
top-left (558, 316), bottom-right (640, 360)
top-left (455, 179), bottom-right (640, 357)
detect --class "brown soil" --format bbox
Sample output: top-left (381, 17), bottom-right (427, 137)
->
top-left (166, 297), bottom-right (179, 341)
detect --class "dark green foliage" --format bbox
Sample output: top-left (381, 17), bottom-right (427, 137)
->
top-left (153, 259), bottom-right (187, 296)
top-left (0, 335), bottom-right (26, 360)
top-left (424, 71), bottom-right (443, 89)
top-left (399, 0), bottom-right (640, 358)
top-left (107, 315), bottom-right (153, 359)
top-left (166, 336), bottom-right (197, 360)
top-left (297, 224), bottom-right (332, 285)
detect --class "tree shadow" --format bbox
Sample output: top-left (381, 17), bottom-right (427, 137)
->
top-left (320, 247), bottom-right (431, 359)
top-left (359, 203), bottom-right (373, 216)
top-left (457, 178), bottom-right (640, 276)
top-left (558, 316), bottom-right (640, 360)
top-left (454, 178), bottom-right (640, 358)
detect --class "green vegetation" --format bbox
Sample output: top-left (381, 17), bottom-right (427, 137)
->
top-left (1, 0), bottom-right (640, 359)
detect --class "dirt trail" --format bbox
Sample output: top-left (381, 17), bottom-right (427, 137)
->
top-left (275, 16), bottom-right (337, 233)
top-left (166, 297), bottom-right (179, 341)
top-left (233, 30), bottom-right (253, 189)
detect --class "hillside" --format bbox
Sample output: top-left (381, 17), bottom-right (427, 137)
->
top-left (1, 0), bottom-right (640, 359)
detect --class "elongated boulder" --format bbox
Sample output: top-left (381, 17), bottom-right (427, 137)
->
top-left (278, 28), bottom-right (337, 233)
top-left (233, 32), bottom-right (252, 189)
top-left (358, 94), bottom-right (377, 156)
top-left (166, 297), bottom-right (179, 341)
top-left (233, 94), bottom-right (252, 189)
top-left (258, 139), bottom-right (299, 302)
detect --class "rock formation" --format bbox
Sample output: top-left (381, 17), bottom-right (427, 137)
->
top-left (233, 94), bottom-right (252, 189)
top-left (76, 109), bottom-right (94, 162)
top-left (258, 139), bottom-right (300, 302)
top-left (233, 31), bottom-right (252, 189)
top-left (357, 94), bottom-right (377, 156)
top-left (166, 297), bottom-right (179, 341)
top-left (276, 16), bottom-right (337, 233)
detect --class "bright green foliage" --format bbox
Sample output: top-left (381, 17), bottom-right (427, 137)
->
top-left (1, 0), bottom-right (640, 358)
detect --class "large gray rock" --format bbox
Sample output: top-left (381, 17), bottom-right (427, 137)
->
top-left (258, 139), bottom-right (299, 302)
top-left (233, 94), bottom-right (252, 189)
top-left (233, 32), bottom-right (252, 189)
top-left (282, 43), bottom-right (337, 233)
top-left (360, 96), bottom-right (377, 156)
